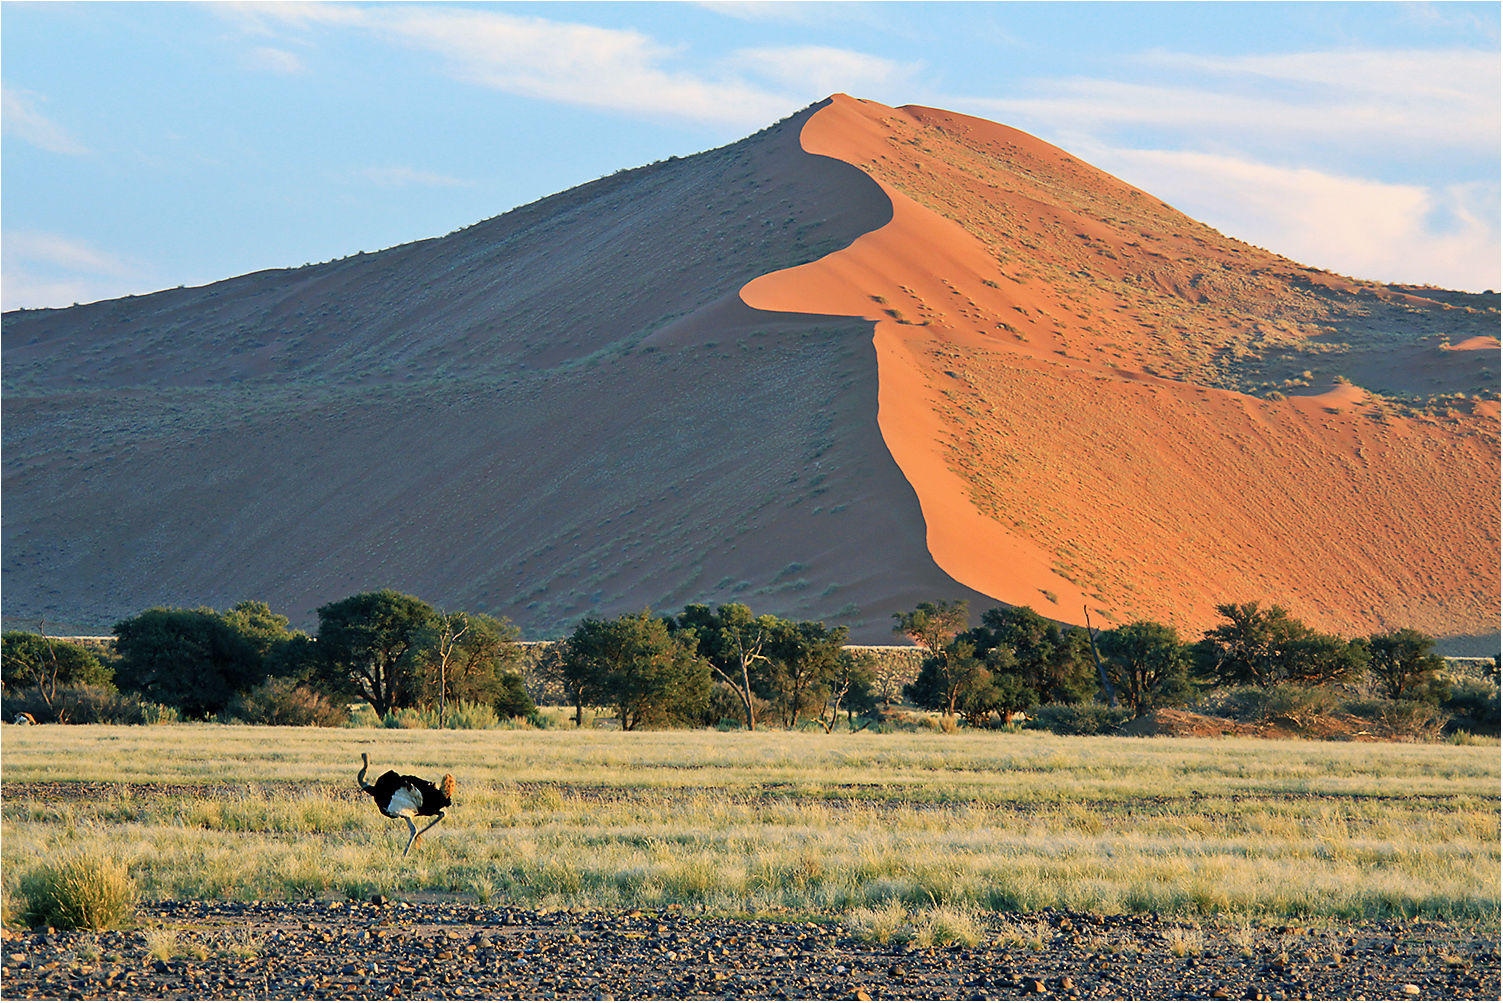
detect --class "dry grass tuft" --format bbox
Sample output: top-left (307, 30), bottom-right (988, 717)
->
top-left (16, 851), bottom-right (135, 931)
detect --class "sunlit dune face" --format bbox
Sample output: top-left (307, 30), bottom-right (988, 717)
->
top-left (743, 95), bottom-right (1499, 639)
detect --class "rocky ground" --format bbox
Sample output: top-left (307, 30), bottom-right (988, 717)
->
top-left (2, 899), bottom-right (1497, 1001)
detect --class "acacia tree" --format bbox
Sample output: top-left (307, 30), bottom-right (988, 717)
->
top-left (1366, 629), bottom-right (1446, 700)
top-left (766, 620), bottom-right (850, 727)
top-left (1, 628), bottom-right (114, 719)
top-left (313, 590), bottom-right (437, 716)
top-left (1097, 620), bottom-right (1195, 716)
top-left (672, 603), bottom-right (779, 730)
top-left (415, 611), bottom-right (525, 722)
top-left (113, 607), bottom-right (265, 718)
top-left (561, 611), bottom-right (709, 730)
top-left (1201, 602), bottom-right (1366, 689)
top-left (893, 600), bottom-right (972, 720)
top-left (975, 606), bottom-right (1095, 704)
top-left (820, 650), bottom-right (877, 733)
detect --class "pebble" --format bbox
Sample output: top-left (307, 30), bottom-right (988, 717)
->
top-left (0, 901), bottom-right (1495, 1000)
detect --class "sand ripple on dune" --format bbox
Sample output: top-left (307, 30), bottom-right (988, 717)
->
top-left (739, 95), bottom-right (1498, 639)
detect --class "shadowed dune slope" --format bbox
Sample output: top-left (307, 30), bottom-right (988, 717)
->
top-left (3, 96), bottom-right (1498, 648)
top-left (3, 100), bottom-right (999, 641)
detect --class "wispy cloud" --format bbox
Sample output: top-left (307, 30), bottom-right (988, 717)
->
top-left (954, 45), bottom-right (1499, 290)
top-left (733, 45), bottom-right (919, 98)
top-left (360, 166), bottom-right (472, 188)
top-left (218, 2), bottom-right (909, 128)
top-left (971, 48), bottom-right (1497, 154)
top-left (2, 232), bottom-right (146, 310)
top-left (1093, 147), bottom-right (1500, 291)
top-left (244, 46), bottom-right (306, 75)
top-left (2, 86), bottom-right (90, 155)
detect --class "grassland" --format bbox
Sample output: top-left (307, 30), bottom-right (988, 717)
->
top-left (2, 725), bottom-right (1497, 929)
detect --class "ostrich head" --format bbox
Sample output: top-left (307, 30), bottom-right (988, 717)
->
top-left (440, 774), bottom-right (456, 799)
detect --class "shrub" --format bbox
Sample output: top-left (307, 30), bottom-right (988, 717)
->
top-left (1, 684), bottom-right (178, 725)
top-left (1342, 697), bottom-right (1449, 739)
top-left (1202, 684), bottom-right (1340, 727)
top-left (444, 700), bottom-right (499, 729)
top-left (1442, 676), bottom-right (1500, 735)
top-left (17, 852), bottom-right (135, 930)
top-left (224, 678), bottom-right (349, 727)
top-left (1025, 702), bottom-right (1134, 735)
top-left (379, 700), bottom-right (500, 729)
top-left (493, 673), bottom-right (536, 719)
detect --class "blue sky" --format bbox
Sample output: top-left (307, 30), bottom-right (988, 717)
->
top-left (4, 1), bottom-right (1498, 310)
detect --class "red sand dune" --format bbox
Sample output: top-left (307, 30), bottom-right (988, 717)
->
top-left (2, 95), bottom-right (1497, 647)
top-left (744, 95), bottom-right (1499, 640)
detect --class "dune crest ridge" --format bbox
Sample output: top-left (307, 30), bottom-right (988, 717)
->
top-left (743, 95), bottom-right (1499, 641)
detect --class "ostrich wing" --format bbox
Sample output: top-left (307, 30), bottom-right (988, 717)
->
top-left (387, 783), bottom-right (424, 817)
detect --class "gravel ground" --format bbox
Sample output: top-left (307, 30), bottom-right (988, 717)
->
top-left (2, 899), bottom-right (1497, 1001)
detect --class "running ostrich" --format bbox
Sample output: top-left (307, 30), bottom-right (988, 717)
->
top-left (357, 753), bottom-right (455, 855)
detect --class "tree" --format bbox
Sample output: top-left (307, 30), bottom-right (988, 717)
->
top-left (113, 607), bottom-right (265, 718)
top-left (893, 600), bottom-right (971, 720)
top-left (313, 590), bottom-right (438, 716)
top-left (1365, 629), bottom-right (1446, 701)
top-left (1200, 602), bottom-right (1367, 689)
top-left (974, 606), bottom-right (1095, 704)
top-left (220, 601), bottom-right (299, 660)
top-left (820, 650), bottom-right (878, 733)
top-left (414, 612), bottom-right (522, 725)
top-left (560, 611), bottom-right (709, 730)
top-left (766, 620), bottom-right (850, 727)
top-left (904, 639), bottom-right (981, 721)
top-left (1096, 621), bottom-right (1195, 716)
top-left (672, 603), bottom-right (780, 730)
top-left (2, 630), bottom-right (114, 720)
top-left (2, 632), bottom-right (113, 692)
top-left (1280, 632), bottom-right (1369, 688)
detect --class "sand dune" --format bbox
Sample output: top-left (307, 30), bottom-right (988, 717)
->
top-left (744, 95), bottom-right (1499, 640)
top-left (2, 96), bottom-right (1497, 648)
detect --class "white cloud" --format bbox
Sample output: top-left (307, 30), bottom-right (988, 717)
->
top-left (1091, 147), bottom-right (1501, 291)
top-left (734, 45), bottom-right (919, 98)
top-left (217, 3), bottom-right (919, 128)
top-left (360, 166), bottom-right (472, 188)
top-left (244, 46), bottom-right (306, 74)
top-left (965, 48), bottom-right (1497, 156)
top-left (693, 1), bottom-right (844, 25)
top-left (2, 232), bottom-right (147, 310)
top-left (2, 86), bottom-right (90, 155)
top-left (6, 232), bottom-right (135, 276)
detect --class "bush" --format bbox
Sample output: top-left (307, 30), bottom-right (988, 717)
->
top-left (1025, 703), bottom-right (1134, 735)
top-left (223, 678), bottom-right (349, 727)
top-left (1442, 676), bottom-right (1500, 735)
top-left (17, 852), bottom-right (135, 930)
top-left (493, 673), bottom-right (535, 719)
top-left (1342, 697), bottom-right (1449, 739)
top-left (1, 684), bottom-right (178, 725)
top-left (1200, 684), bottom-right (1341, 727)
top-left (380, 700), bottom-right (500, 729)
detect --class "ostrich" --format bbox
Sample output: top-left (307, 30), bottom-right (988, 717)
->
top-left (357, 753), bottom-right (455, 855)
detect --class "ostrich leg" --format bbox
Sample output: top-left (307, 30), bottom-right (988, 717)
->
top-left (406, 811), bottom-right (446, 855)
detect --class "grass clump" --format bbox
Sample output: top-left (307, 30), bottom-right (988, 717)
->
top-left (17, 851), bottom-right (135, 930)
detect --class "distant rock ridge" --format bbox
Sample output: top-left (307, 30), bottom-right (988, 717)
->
top-left (3, 96), bottom-right (1497, 649)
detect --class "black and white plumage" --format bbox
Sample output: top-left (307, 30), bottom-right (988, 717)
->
top-left (358, 752), bottom-right (454, 855)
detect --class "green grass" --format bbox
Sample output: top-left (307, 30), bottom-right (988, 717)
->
top-left (2, 724), bottom-right (1497, 926)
